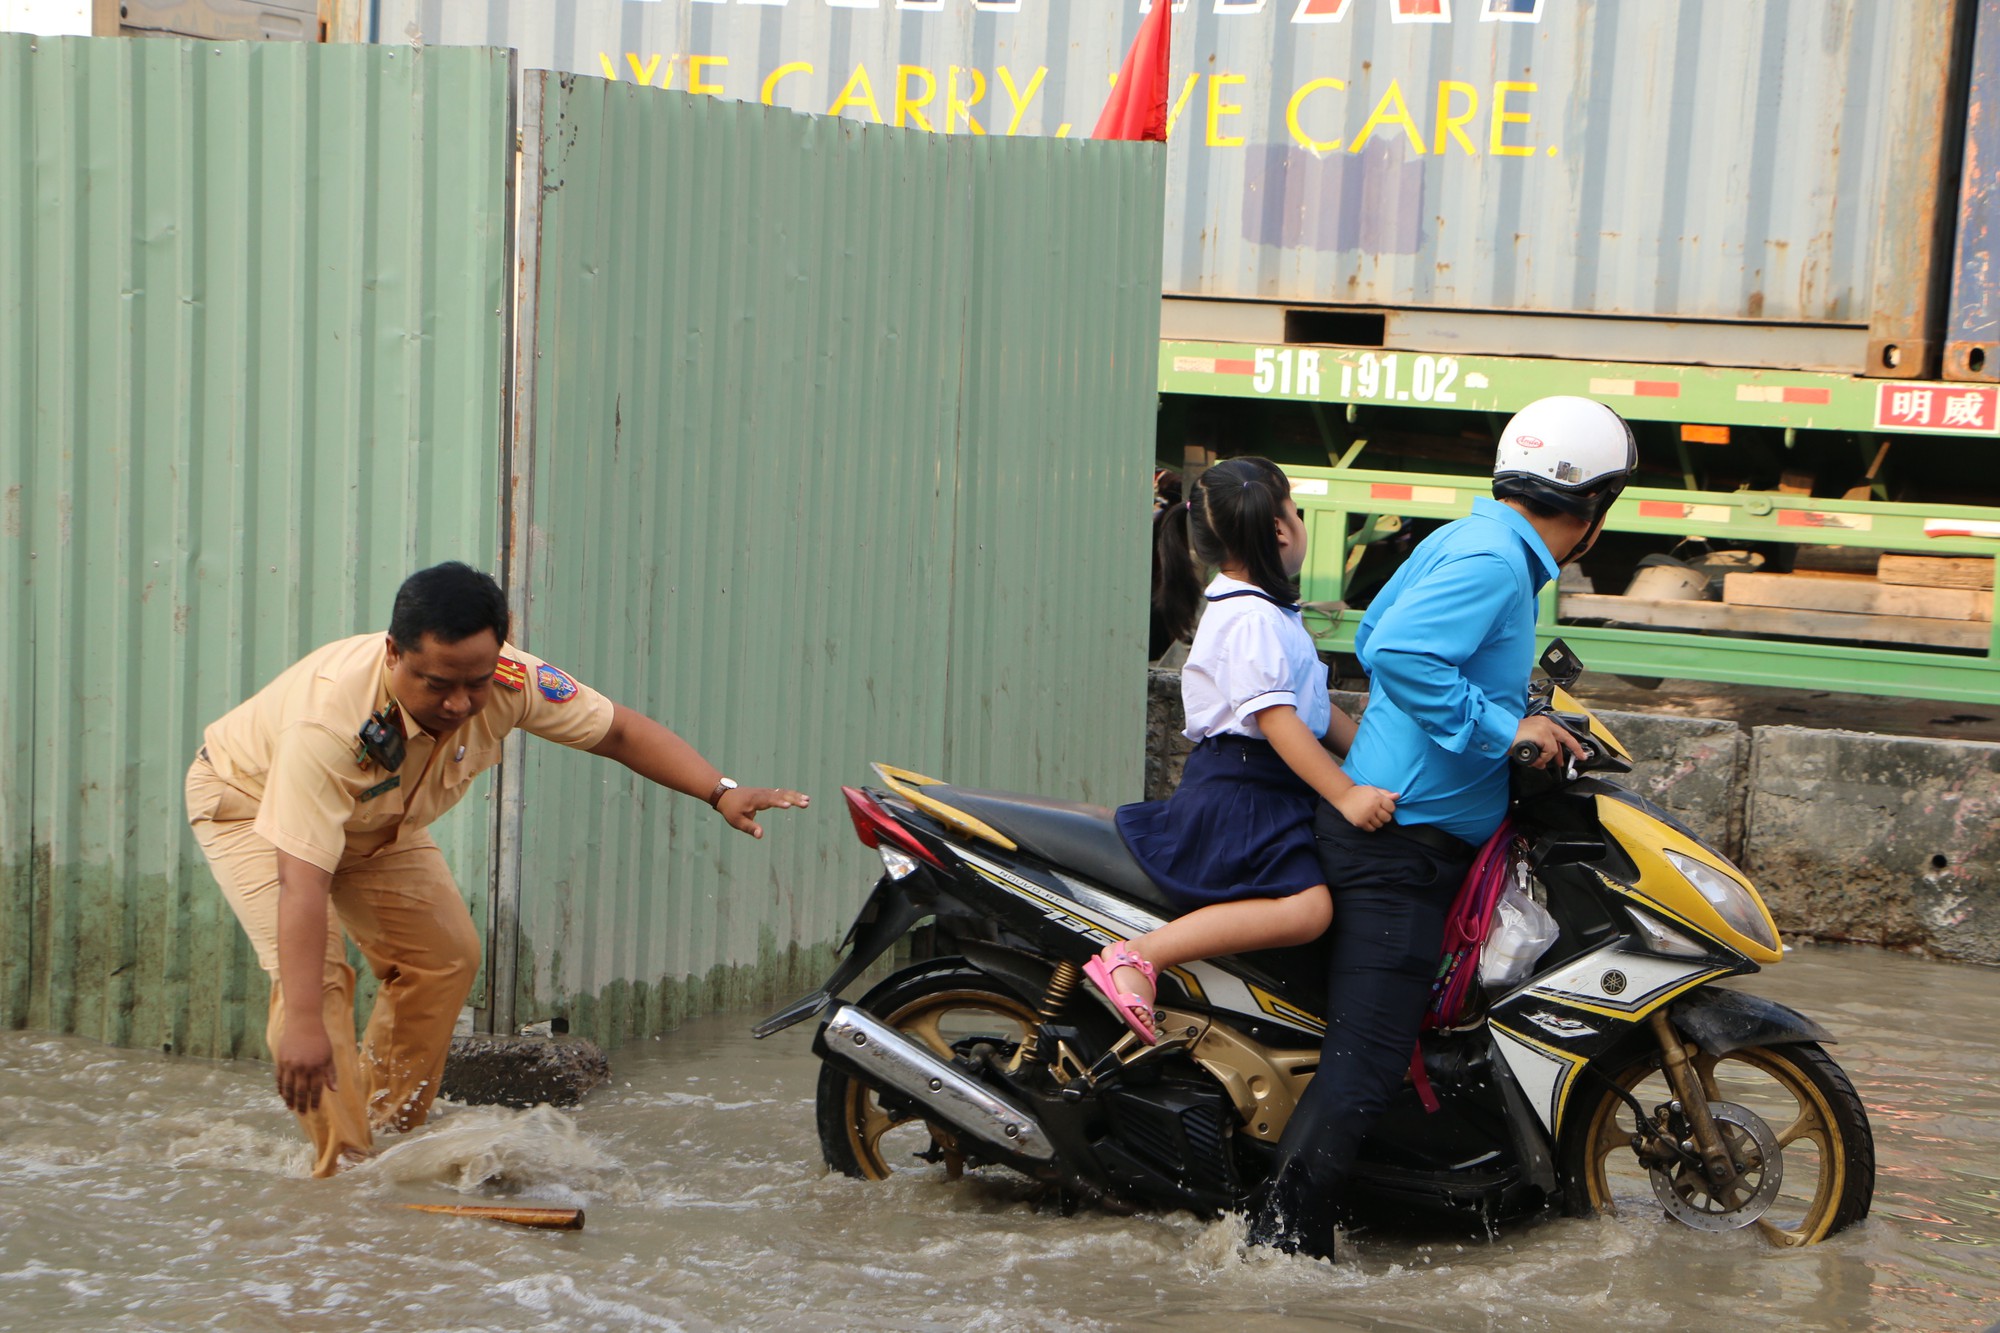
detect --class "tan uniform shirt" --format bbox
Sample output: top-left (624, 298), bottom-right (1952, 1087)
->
top-left (200, 633), bottom-right (613, 872)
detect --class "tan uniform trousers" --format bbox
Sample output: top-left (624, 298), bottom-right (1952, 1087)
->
top-left (185, 757), bottom-right (481, 1178)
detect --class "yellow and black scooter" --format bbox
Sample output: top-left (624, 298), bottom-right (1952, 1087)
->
top-left (758, 642), bottom-right (1874, 1247)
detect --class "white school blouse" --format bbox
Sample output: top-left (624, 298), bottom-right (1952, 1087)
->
top-left (1180, 574), bottom-right (1332, 743)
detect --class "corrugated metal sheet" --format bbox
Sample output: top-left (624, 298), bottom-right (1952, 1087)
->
top-left (945, 134), bottom-right (1162, 799)
top-left (0, 35), bottom-right (513, 1058)
top-left (1949, 0), bottom-right (2000, 383)
top-left (505, 74), bottom-right (1162, 1045)
top-left (399, 0), bottom-right (1946, 328)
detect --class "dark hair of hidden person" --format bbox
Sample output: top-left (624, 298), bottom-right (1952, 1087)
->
top-left (387, 562), bottom-right (511, 651)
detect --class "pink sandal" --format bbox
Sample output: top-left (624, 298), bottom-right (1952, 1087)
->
top-left (1083, 944), bottom-right (1159, 1044)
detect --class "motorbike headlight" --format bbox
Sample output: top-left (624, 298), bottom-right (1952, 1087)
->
top-left (878, 845), bottom-right (921, 881)
top-left (1663, 850), bottom-right (1778, 953)
top-left (1624, 905), bottom-right (1709, 959)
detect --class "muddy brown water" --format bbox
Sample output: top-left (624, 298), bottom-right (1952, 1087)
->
top-left (3, 945), bottom-right (1995, 1332)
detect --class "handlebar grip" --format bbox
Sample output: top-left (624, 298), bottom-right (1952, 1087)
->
top-left (1510, 741), bottom-right (1542, 765)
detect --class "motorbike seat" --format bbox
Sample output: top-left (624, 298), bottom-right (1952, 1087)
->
top-left (919, 783), bottom-right (1179, 915)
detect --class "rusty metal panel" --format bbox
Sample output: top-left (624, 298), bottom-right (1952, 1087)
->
top-left (505, 74), bottom-right (1161, 1045)
top-left (1865, 0), bottom-right (1977, 379)
top-left (114, 0), bottom-right (320, 41)
top-left (0, 35), bottom-right (513, 1058)
top-left (401, 0), bottom-right (1951, 334)
top-left (1949, 0), bottom-right (2000, 383)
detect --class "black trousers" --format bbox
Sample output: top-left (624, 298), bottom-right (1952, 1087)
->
top-left (1248, 804), bottom-right (1473, 1258)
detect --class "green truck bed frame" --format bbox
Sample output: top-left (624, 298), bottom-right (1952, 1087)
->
top-left (1162, 340), bottom-right (2000, 705)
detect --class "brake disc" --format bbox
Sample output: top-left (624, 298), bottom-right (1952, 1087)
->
top-left (1649, 1100), bottom-right (1784, 1232)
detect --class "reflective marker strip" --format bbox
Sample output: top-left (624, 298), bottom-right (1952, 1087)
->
top-left (1777, 509), bottom-right (1874, 531)
top-left (1637, 500), bottom-right (1732, 523)
top-left (1370, 482), bottom-right (1456, 504)
top-left (1171, 357), bottom-right (1256, 376)
top-left (1926, 518), bottom-right (2000, 539)
top-left (1589, 377), bottom-right (1681, 398)
top-left (1736, 385), bottom-right (1834, 404)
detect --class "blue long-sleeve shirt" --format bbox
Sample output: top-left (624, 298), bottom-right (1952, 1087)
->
top-left (1340, 498), bottom-right (1560, 845)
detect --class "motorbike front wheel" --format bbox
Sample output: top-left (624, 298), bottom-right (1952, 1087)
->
top-left (1560, 1039), bottom-right (1874, 1246)
top-left (816, 961), bottom-right (1044, 1181)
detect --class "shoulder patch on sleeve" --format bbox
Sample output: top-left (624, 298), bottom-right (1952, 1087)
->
top-left (494, 658), bottom-right (529, 692)
top-left (536, 664), bottom-right (579, 703)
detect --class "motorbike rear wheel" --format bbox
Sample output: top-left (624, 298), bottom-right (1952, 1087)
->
top-left (1561, 1040), bottom-right (1873, 1246)
top-left (816, 961), bottom-right (1044, 1181)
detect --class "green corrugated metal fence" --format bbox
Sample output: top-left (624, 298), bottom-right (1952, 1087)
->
top-left (0, 36), bottom-right (514, 1058)
top-left (502, 75), bottom-right (1166, 1046)
top-left (946, 136), bottom-right (1165, 799)
top-left (1, 40), bottom-right (1163, 1060)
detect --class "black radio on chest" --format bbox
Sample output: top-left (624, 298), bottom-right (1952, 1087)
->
top-left (358, 707), bottom-right (406, 772)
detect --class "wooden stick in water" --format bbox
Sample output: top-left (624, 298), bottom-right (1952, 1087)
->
top-left (403, 1203), bottom-right (585, 1230)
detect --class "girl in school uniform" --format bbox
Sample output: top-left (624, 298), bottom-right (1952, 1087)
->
top-left (1088, 457), bottom-right (1399, 1043)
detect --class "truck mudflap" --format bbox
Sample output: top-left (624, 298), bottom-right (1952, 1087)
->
top-left (1669, 988), bottom-right (1834, 1057)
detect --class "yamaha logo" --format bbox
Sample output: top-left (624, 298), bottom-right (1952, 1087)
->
top-left (1601, 969), bottom-right (1628, 996)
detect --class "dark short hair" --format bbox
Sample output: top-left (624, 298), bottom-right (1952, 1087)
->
top-left (1506, 493), bottom-right (1568, 521)
top-left (388, 562), bottom-right (509, 651)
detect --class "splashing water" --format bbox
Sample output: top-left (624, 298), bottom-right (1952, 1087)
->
top-left (0, 945), bottom-right (1995, 1332)
top-left (369, 1104), bottom-right (624, 1196)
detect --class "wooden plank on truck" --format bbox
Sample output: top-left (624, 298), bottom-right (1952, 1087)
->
top-left (1560, 593), bottom-right (1991, 650)
top-left (1877, 554), bottom-right (1996, 590)
top-left (1722, 572), bottom-right (1993, 622)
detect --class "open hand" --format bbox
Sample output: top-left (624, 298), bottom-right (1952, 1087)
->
top-left (275, 1020), bottom-right (339, 1114)
top-left (718, 786), bottom-right (811, 839)
top-left (1333, 783), bottom-right (1399, 832)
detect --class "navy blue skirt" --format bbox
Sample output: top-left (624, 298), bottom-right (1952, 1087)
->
top-left (1115, 736), bottom-right (1325, 911)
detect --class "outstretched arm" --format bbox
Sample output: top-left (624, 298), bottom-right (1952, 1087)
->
top-left (586, 701), bottom-right (809, 838)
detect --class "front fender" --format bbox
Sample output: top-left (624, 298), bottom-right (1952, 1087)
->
top-left (1669, 987), bottom-right (1832, 1058)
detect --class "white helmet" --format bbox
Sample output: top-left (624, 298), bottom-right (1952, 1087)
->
top-left (1492, 396), bottom-right (1637, 525)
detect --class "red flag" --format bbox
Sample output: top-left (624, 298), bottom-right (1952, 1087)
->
top-left (1093, 2), bottom-right (1173, 142)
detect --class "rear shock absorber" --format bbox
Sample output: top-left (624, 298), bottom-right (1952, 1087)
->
top-left (1020, 960), bottom-right (1080, 1067)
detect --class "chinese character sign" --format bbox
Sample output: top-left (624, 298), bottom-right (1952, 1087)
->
top-left (1875, 384), bottom-right (1999, 433)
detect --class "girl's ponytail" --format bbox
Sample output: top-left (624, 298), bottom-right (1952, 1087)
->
top-left (1150, 474), bottom-right (1203, 654)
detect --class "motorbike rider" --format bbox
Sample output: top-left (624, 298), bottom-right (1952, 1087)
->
top-left (1248, 396), bottom-right (1636, 1258)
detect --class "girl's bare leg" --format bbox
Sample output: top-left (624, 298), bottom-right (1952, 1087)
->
top-left (1104, 886), bottom-right (1332, 1001)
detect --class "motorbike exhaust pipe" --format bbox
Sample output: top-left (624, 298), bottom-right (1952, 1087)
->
top-left (820, 1004), bottom-right (1057, 1162)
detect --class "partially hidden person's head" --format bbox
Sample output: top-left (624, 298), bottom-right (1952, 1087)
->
top-left (384, 562), bottom-right (511, 737)
top-left (1190, 456), bottom-right (1306, 603)
top-left (1491, 396), bottom-right (1637, 565)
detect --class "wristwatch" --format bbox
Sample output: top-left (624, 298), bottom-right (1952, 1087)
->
top-left (706, 777), bottom-right (739, 809)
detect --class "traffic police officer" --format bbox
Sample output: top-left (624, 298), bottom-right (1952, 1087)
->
top-left (185, 562), bottom-right (807, 1176)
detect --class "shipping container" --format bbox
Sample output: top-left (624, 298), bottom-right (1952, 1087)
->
top-left (356, 0), bottom-right (2000, 709)
top-left (377, 0), bottom-right (1971, 379)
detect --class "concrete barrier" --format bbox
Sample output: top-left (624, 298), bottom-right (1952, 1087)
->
top-left (1594, 709), bottom-right (1750, 864)
top-left (1141, 669), bottom-right (1999, 965)
top-left (1745, 726), bottom-right (2000, 964)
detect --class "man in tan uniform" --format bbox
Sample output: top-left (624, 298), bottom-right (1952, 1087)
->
top-left (185, 562), bottom-right (807, 1177)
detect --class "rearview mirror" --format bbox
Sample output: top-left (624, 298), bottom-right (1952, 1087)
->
top-left (1539, 638), bottom-right (1585, 689)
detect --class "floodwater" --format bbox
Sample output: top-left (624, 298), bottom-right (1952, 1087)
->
top-left (2, 945), bottom-right (1996, 1333)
